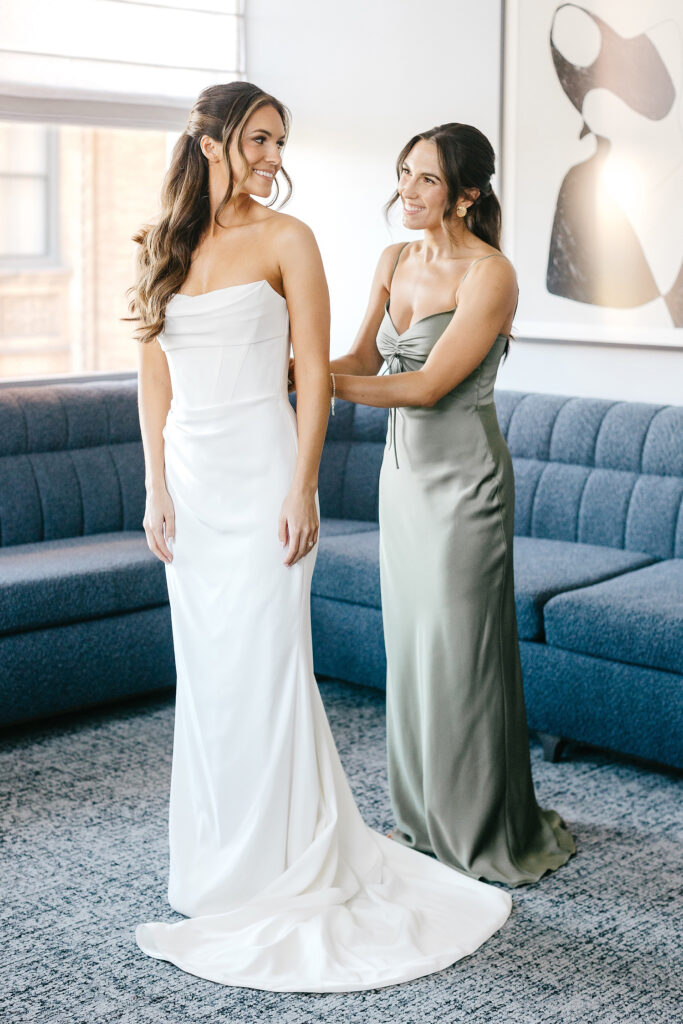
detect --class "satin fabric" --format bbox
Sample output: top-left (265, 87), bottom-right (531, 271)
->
top-left (134, 279), bottom-right (511, 991)
top-left (377, 254), bottom-right (577, 886)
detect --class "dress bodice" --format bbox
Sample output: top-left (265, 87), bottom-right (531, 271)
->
top-left (159, 279), bottom-right (289, 411)
top-left (376, 300), bottom-right (508, 407)
top-left (376, 299), bottom-right (509, 468)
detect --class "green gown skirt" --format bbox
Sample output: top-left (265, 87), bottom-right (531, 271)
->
top-left (377, 317), bottom-right (576, 887)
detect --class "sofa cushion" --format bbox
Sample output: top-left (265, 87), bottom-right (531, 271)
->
top-left (0, 381), bottom-right (146, 547)
top-left (313, 531), bottom-right (655, 631)
top-left (494, 391), bottom-right (683, 560)
top-left (312, 529), bottom-right (381, 609)
top-left (320, 517), bottom-right (378, 538)
top-left (513, 537), bottom-right (655, 640)
top-left (543, 560), bottom-right (683, 674)
top-left (0, 531), bottom-right (168, 635)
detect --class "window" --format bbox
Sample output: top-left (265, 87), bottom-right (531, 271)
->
top-left (0, 124), bottom-right (59, 269)
top-left (0, 0), bottom-right (244, 381)
top-left (0, 120), bottom-right (177, 380)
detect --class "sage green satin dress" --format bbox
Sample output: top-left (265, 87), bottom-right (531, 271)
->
top-left (377, 249), bottom-right (576, 886)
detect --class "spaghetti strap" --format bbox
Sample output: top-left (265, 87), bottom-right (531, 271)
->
top-left (459, 253), bottom-right (500, 285)
top-left (455, 253), bottom-right (507, 305)
top-left (390, 242), bottom-right (410, 284)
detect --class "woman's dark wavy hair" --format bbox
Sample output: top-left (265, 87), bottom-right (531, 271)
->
top-left (125, 81), bottom-right (292, 344)
top-left (386, 122), bottom-right (511, 354)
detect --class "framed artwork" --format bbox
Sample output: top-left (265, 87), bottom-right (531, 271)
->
top-left (502, 0), bottom-right (683, 346)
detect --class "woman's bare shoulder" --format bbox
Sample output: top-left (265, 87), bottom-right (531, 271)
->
top-left (466, 250), bottom-right (517, 283)
top-left (376, 242), bottom-right (410, 289)
top-left (263, 210), bottom-right (317, 245)
top-left (456, 250), bottom-right (518, 309)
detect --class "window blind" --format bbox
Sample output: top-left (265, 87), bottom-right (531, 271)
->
top-left (0, 0), bottom-right (245, 129)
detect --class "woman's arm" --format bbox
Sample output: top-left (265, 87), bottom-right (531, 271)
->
top-left (287, 242), bottom-right (399, 389)
top-left (329, 243), bottom-right (404, 377)
top-left (334, 257), bottom-right (518, 408)
top-left (278, 217), bottom-right (331, 566)
top-left (138, 338), bottom-right (175, 563)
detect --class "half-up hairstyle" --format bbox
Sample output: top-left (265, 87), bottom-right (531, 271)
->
top-left (386, 122), bottom-right (501, 248)
top-left (125, 81), bottom-right (292, 344)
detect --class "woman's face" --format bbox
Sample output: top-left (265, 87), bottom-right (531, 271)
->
top-left (230, 104), bottom-right (286, 198)
top-left (203, 103), bottom-right (286, 200)
top-left (397, 140), bottom-right (449, 230)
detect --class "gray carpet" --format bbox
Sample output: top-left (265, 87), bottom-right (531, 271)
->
top-left (1, 680), bottom-right (682, 1024)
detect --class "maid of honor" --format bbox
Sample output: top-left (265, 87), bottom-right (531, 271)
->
top-left (328, 122), bottom-right (576, 886)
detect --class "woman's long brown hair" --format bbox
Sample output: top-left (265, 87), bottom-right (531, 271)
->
top-left (125, 82), bottom-right (292, 344)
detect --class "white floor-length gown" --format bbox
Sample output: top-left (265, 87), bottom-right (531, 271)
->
top-left (135, 279), bottom-right (512, 992)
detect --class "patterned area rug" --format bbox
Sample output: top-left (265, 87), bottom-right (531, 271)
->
top-left (1, 680), bottom-right (681, 1024)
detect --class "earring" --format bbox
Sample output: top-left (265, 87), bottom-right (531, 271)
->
top-left (456, 204), bottom-right (468, 217)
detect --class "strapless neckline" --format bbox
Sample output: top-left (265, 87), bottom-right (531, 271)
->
top-left (169, 279), bottom-right (286, 306)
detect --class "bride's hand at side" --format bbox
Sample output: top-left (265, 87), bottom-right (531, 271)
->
top-left (278, 487), bottom-right (319, 566)
top-left (143, 485), bottom-right (176, 564)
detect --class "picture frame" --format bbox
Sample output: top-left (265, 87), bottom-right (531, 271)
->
top-left (501, 0), bottom-right (683, 347)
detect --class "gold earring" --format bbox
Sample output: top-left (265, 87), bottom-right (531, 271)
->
top-left (456, 204), bottom-right (468, 217)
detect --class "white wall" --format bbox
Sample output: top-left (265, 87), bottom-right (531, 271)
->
top-left (246, 0), bottom-right (683, 405)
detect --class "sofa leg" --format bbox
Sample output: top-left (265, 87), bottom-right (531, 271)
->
top-left (537, 732), bottom-right (569, 763)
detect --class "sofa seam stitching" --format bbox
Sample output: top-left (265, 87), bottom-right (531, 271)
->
top-left (528, 635), bottom-right (680, 677)
top-left (310, 591), bottom-right (381, 612)
top-left (529, 462), bottom-right (547, 537)
top-left (592, 401), bottom-right (620, 467)
top-left (0, 600), bottom-right (171, 640)
top-left (621, 475), bottom-right (639, 550)
top-left (574, 470), bottom-right (592, 544)
top-left (101, 391), bottom-right (125, 531)
top-left (635, 406), bottom-right (663, 474)
top-left (54, 391), bottom-right (86, 537)
top-left (546, 396), bottom-right (573, 461)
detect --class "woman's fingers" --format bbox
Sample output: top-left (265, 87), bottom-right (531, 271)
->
top-left (278, 512), bottom-right (288, 548)
top-left (143, 490), bottom-right (176, 564)
top-left (144, 522), bottom-right (170, 564)
top-left (284, 526), bottom-right (303, 566)
top-left (154, 524), bottom-right (173, 563)
top-left (278, 489), bottom-right (318, 565)
top-left (283, 524), bottom-right (319, 566)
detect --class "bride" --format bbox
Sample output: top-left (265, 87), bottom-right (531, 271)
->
top-left (129, 80), bottom-right (511, 993)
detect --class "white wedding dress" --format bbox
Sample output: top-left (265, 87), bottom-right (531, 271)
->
top-left (135, 279), bottom-right (512, 992)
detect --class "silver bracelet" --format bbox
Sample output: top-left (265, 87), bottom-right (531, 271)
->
top-left (330, 371), bottom-right (336, 416)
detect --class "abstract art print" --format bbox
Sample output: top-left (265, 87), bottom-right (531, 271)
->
top-left (502, 0), bottom-right (683, 346)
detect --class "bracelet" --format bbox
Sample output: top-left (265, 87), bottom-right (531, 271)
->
top-left (330, 371), bottom-right (336, 416)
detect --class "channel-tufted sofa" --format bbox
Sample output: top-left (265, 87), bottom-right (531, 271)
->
top-left (1, 380), bottom-right (681, 772)
top-left (309, 391), bottom-right (683, 771)
top-left (0, 380), bottom-right (174, 726)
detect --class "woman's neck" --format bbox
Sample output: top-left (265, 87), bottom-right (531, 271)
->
top-left (206, 187), bottom-right (254, 234)
top-left (420, 220), bottom-right (478, 262)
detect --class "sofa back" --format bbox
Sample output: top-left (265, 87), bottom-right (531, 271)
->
top-left (2, 382), bottom-right (680, 561)
top-left (0, 380), bottom-right (145, 547)
top-left (315, 391), bottom-right (683, 561)
top-left (495, 391), bottom-right (683, 560)
top-left (317, 401), bottom-right (387, 523)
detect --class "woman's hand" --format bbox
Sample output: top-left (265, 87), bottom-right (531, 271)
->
top-left (143, 484), bottom-right (176, 564)
top-left (278, 486), bottom-right (319, 566)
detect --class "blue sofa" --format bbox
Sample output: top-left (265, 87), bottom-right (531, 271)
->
top-left (1, 380), bottom-right (681, 772)
top-left (0, 381), bottom-right (174, 726)
top-left (309, 392), bottom-right (683, 771)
